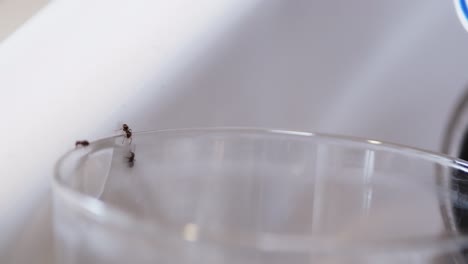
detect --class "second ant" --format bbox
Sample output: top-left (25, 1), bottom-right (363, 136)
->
top-left (119, 123), bottom-right (133, 143)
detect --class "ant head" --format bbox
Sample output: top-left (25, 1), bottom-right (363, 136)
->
top-left (123, 124), bottom-right (129, 130)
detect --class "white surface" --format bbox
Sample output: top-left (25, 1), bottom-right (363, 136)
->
top-left (0, 0), bottom-right (468, 263)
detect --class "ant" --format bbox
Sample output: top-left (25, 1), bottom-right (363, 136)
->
top-left (75, 140), bottom-right (90, 147)
top-left (119, 123), bottom-right (133, 143)
top-left (127, 151), bottom-right (136, 168)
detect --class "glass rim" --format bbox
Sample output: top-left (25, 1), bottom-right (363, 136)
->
top-left (53, 127), bottom-right (468, 254)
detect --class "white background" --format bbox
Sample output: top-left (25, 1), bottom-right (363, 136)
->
top-left (0, 0), bottom-right (468, 263)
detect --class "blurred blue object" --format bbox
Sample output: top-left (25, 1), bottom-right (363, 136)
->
top-left (455, 0), bottom-right (468, 31)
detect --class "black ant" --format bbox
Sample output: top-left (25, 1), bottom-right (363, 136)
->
top-left (119, 123), bottom-right (132, 143)
top-left (75, 140), bottom-right (90, 147)
top-left (127, 151), bottom-right (135, 168)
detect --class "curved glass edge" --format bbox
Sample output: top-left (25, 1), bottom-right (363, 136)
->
top-left (134, 127), bottom-right (468, 172)
top-left (52, 127), bottom-right (468, 253)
